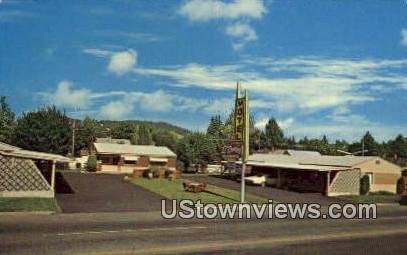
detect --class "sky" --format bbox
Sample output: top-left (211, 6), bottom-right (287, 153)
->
top-left (1, 0), bottom-right (407, 142)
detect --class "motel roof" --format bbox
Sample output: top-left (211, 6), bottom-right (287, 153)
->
top-left (246, 154), bottom-right (379, 172)
top-left (0, 142), bottom-right (71, 162)
top-left (284, 150), bottom-right (321, 157)
top-left (93, 142), bottom-right (176, 157)
top-left (95, 138), bottom-right (131, 144)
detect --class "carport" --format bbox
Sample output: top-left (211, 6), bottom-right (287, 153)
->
top-left (0, 142), bottom-right (71, 197)
top-left (247, 154), bottom-right (360, 196)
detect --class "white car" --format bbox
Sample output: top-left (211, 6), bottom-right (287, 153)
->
top-left (244, 174), bottom-right (278, 187)
top-left (244, 174), bottom-right (266, 186)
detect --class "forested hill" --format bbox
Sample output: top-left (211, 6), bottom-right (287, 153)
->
top-left (98, 120), bottom-right (190, 137)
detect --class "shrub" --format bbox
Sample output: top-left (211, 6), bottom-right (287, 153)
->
top-left (86, 155), bottom-right (98, 172)
top-left (152, 167), bottom-right (160, 178)
top-left (370, 190), bottom-right (395, 196)
top-left (164, 169), bottom-right (173, 178)
top-left (143, 169), bottom-right (152, 178)
top-left (360, 175), bottom-right (370, 195)
top-left (397, 177), bottom-right (404, 195)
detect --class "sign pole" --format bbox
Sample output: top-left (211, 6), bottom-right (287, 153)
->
top-left (234, 82), bottom-right (249, 203)
top-left (240, 89), bottom-right (249, 203)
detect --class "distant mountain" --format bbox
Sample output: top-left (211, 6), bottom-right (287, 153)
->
top-left (99, 120), bottom-right (190, 137)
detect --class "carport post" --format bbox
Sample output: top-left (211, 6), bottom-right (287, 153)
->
top-left (51, 160), bottom-right (56, 192)
top-left (277, 169), bottom-right (281, 188)
top-left (325, 171), bottom-right (330, 196)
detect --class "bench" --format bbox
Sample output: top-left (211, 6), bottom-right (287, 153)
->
top-left (183, 180), bottom-right (207, 193)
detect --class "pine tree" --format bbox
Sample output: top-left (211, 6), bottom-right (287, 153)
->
top-left (0, 96), bottom-right (16, 144)
top-left (264, 118), bottom-right (284, 151)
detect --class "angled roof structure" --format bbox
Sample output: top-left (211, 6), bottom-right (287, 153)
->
top-left (0, 142), bottom-right (70, 162)
top-left (0, 142), bottom-right (21, 152)
top-left (94, 142), bottom-right (176, 157)
top-left (247, 154), bottom-right (379, 172)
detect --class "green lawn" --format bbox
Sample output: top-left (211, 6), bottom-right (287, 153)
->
top-left (130, 178), bottom-right (268, 204)
top-left (0, 197), bottom-right (59, 212)
top-left (340, 194), bottom-right (400, 204)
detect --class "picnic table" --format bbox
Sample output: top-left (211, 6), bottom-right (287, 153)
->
top-left (183, 180), bottom-right (207, 193)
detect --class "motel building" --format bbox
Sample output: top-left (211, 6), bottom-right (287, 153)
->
top-left (92, 141), bottom-right (179, 178)
top-left (244, 151), bottom-right (402, 196)
top-left (0, 142), bottom-right (70, 198)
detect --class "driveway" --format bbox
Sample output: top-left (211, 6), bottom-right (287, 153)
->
top-left (56, 172), bottom-right (165, 213)
top-left (185, 175), bottom-right (346, 206)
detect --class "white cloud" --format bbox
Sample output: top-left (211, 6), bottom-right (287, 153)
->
top-left (254, 114), bottom-right (402, 142)
top-left (135, 56), bottom-right (407, 114)
top-left (108, 50), bottom-right (137, 75)
top-left (225, 22), bottom-right (257, 50)
top-left (129, 90), bottom-right (173, 112)
top-left (100, 100), bottom-right (133, 120)
top-left (282, 115), bottom-right (404, 143)
top-left (401, 29), bottom-right (407, 47)
top-left (179, 0), bottom-right (266, 22)
top-left (83, 48), bottom-right (112, 57)
top-left (41, 81), bottom-right (91, 109)
top-left (179, 0), bottom-right (267, 50)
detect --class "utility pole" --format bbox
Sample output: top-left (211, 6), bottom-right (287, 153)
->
top-left (72, 120), bottom-right (75, 157)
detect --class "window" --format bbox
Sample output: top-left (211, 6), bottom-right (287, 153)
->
top-left (150, 161), bottom-right (167, 167)
top-left (124, 160), bottom-right (136, 166)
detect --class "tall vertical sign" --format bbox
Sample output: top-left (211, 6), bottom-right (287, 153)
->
top-left (234, 82), bottom-right (249, 203)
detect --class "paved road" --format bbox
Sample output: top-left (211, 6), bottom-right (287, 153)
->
top-left (56, 172), bottom-right (165, 213)
top-left (184, 175), bottom-right (346, 205)
top-left (1, 209), bottom-right (407, 254)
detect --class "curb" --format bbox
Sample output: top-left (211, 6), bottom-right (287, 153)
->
top-left (0, 210), bottom-right (57, 216)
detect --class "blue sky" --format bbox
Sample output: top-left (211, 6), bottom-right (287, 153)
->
top-left (1, 0), bottom-right (406, 142)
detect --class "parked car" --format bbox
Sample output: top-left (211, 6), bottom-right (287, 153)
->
top-left (244, 174), bottom-right (277, 187)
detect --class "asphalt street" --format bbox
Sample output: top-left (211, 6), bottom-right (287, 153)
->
top-left (1, 207), bottom-right (407, 255)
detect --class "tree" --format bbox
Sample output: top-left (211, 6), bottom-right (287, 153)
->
top-left (13, 106), bottom-right (72, 155)
top-left (250, 127), bottom-right (262, 152)
top-left (75, 117), bottom-right (99, 155)
top-left (361, 131), bottom-right (379, 156)
top-left (86, 154), bottom-right (98, 172)
top-left (206, 115), bottom-right (224, 162)
top-left (152, 129), bottom-right (179, 151)
top-left (176, 132), bottom-right (216, 168)
top-left (264, 118), bottom-right (284, 150)
top-left (0, 96), bottom-right (16, 144)
top-left (388, 135), bottom-right (407, 159)
top-left (137, 124), bottom-right (153, 145)
top-left (111, 122), bottom-right (137, 140)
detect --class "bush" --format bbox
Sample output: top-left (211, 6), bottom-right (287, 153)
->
top-left (397, 177), bottom-right (404, 195)
top-left (152, 167), bottom-right (160, 178)
top-left (143, 169), bottom-right (152, 178)
top-left (86, 155), bottom-right (97, 172)
top-left (360, 175), bottom-right (370, 195)
top-left (164, 169), bottom-right (173, 178)
top-left (370, 190), bottom-right (395, 196)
